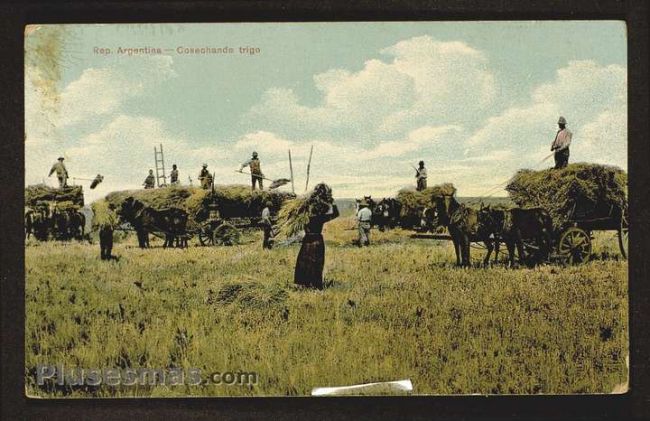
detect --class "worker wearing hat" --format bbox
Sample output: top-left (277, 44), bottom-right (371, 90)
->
top-left (356, 199), bottom-right (373, 247)
top-left (239, 151), bottom-right (264, 191)
top-left (198, 163), bottom-right (212, 189)
top-left (48, 156), bottom-right (69, 189)
top-left (551, 116), bottom-right (573, 169)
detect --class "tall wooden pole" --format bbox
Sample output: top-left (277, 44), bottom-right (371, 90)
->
top-left (288, 149), bottom-right (295, 194)
top-left (304, 145), bottom-right (313, 193)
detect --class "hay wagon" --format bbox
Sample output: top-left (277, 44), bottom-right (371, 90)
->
top-left (507, 163), bottom-right (628, 265)
top-left (25, 184), bottom-right (86, 241)
top-left (190, 195), bottom-right (252, 246)
top-left (104, 185), bottom-right (293, 247)
top-left (528, 198), bottom-right (628, 265)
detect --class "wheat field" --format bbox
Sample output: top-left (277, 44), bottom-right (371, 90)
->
top-left (25, 214), bottom-right (628, 397)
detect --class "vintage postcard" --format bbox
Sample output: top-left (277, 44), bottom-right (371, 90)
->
top-left (24, 22), bottom-right (628, 397)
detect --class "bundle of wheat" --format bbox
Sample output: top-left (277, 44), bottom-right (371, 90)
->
top-left (277, 183), bottom-right (333, 238)
top-left (91, 200), bottom-right (118, 229)
top-left (277, 197), bottom-right (311, 238)
top-left (506, 163), bottom-right (627, 229)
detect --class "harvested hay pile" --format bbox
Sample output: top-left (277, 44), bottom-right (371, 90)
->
top-left (207, 185), bottom-right (294, 219)
top-left (506, 163), bottom-right (627, 229)
top-left (104, 186), bottom-right (205, 212)
top-left (25, 184), bottom-right (84, 207)
top-left (99, 185), bottom-right (293, 222)
top-left (277, 183), bottom-right (334, 238)
top-left (91, 200), bottom-right (118, 229)
top-left (397, 183), bottom-right (457, 224)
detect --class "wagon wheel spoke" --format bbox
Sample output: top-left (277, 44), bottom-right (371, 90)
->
top-left (213, 223), bottom-right (240, 246)
top-left (198, 227), bottom-right (213, 246)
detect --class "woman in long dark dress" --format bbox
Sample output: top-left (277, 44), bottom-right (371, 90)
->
top-left (294, 184), bottom-right (339, 289)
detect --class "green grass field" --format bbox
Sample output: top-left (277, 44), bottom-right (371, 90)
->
top-left (25, 215), bottom-right (628, 397)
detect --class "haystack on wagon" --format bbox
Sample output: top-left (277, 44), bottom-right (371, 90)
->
top-left (506, 163), bottom-right (628, 264)
top-left (98, 185), bottom-right (294, 246)
top-left (24, 184), bottom-right (86, 240)
top-left (395, 184), bottom-right (457, 232)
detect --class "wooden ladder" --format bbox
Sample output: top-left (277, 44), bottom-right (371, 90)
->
top-left (154, 143), bottom-right (167, 187)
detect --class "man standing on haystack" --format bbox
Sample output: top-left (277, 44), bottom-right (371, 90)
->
top-left (551, 116), bottom-right (573, 169)
top-left (170, 164), bottom-right (179, 185)
top-left (357, 199), bottom-right (372, 247)
top-left (198, 164), bottom-right (212, 189)
top-left (415, 161), bottom-right (427, 191)
top-left (143, 169), bottom-right (155, 189)
top-left (239, 151), bottom-right (264, 190)
top-left (48, 156), bottom-right (69, 188)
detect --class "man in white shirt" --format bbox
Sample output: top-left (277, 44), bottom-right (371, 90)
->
top-left (551, 116), bottom-right (573, 169)
top-left (357, 200), bottom-right (373, 247)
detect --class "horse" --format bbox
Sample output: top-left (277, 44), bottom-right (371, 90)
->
top-left (373, 198), bottom-right (390, 231)
top-left (420, 206), bottom-right (438, 232)
top-left (50, 205), bottom-right (74, 240)
top-left (434, 195), bottom-right (497, 267)
top-left (119, 197), bottom-right (189, 248)
top-left (478, 205), bottom-right (554, 267)
top-left (25, 210), bottom-right (34, 239)
top-left (25, 206), bottom-right (51, 240)
top-left (70, 211), bottom-right (86, 240)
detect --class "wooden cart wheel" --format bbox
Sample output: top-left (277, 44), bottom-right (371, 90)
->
top-left (557, 227), bottom-right (592, 265)
top-left (212, 223), bottom-right (240, 246)
top-left (618, 209), bottom-right (629, 259)
top-left (198, 227), bottom-right (214, 246)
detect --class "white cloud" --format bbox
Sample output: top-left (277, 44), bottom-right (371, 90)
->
top-left (246, 36), bottom-right (497, 144)
top-left (25, 55), bottom-right (176, 143)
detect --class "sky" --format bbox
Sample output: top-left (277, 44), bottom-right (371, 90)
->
top-left (25, 22), bottom-right (627, 203)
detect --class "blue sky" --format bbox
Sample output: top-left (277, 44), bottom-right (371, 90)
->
top-left (25, 22), bottom-right (627, 202)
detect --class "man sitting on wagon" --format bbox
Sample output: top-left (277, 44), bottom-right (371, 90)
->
top-left (551, 116), bottom-right (573, 169)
